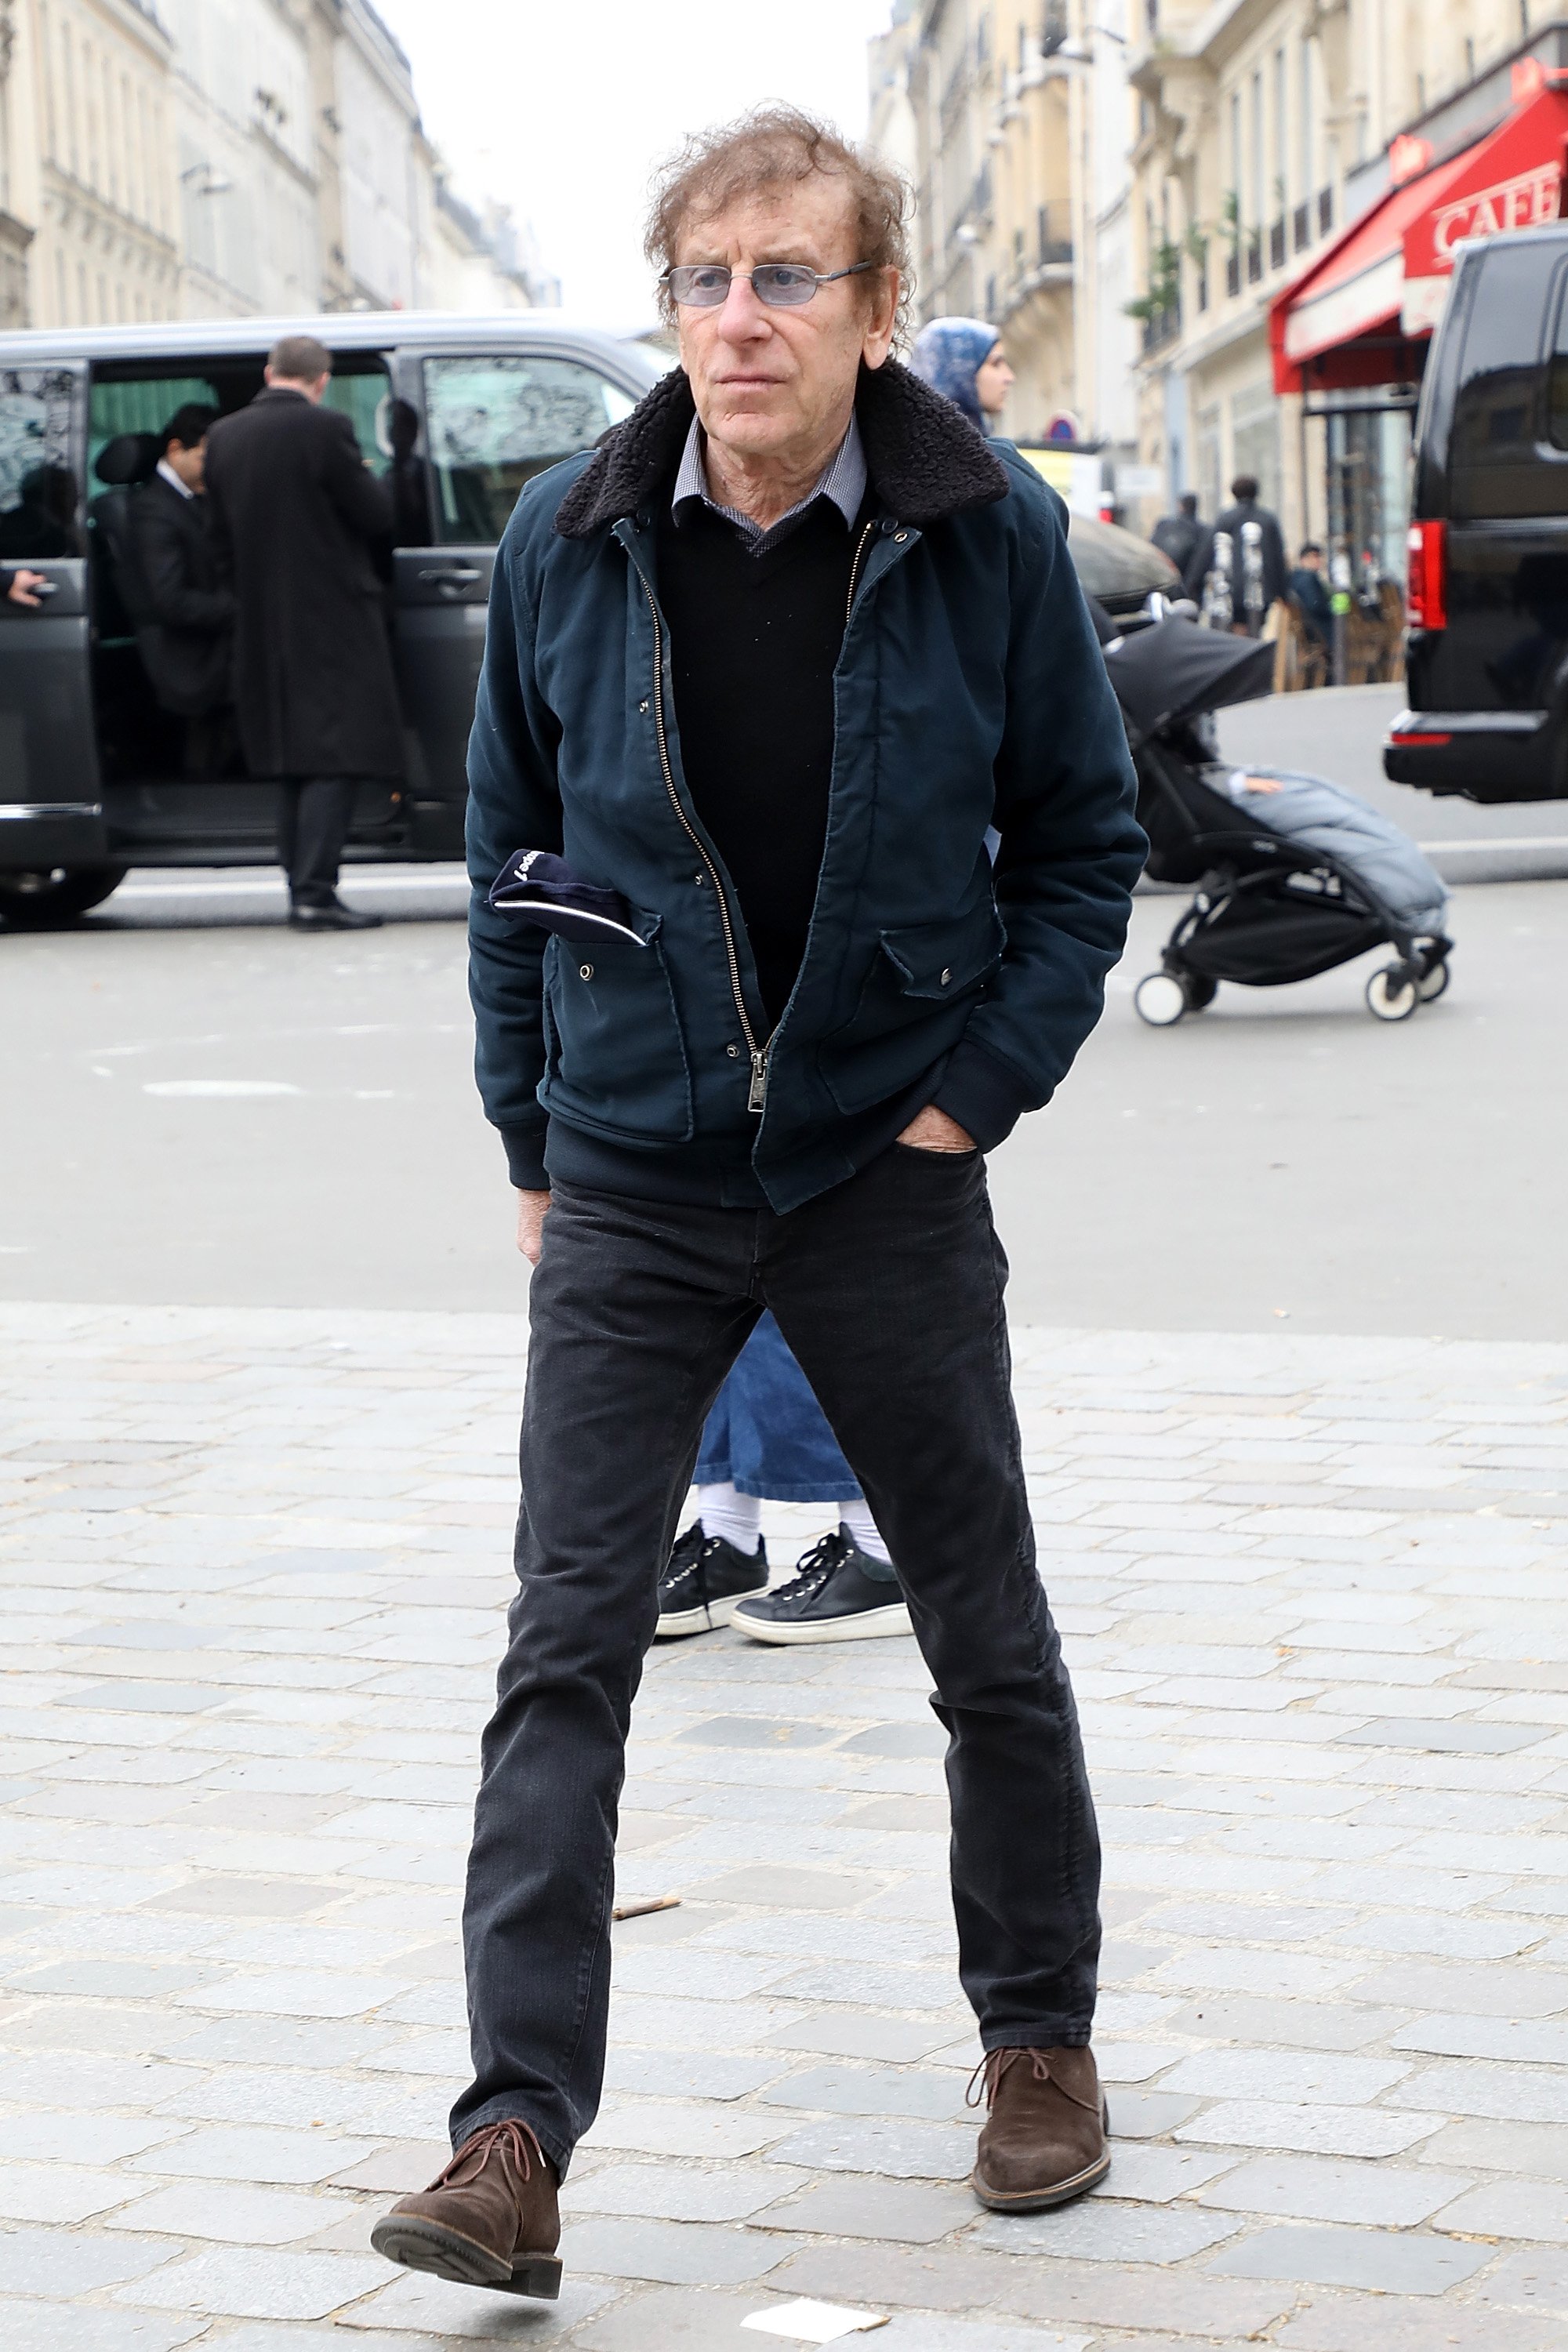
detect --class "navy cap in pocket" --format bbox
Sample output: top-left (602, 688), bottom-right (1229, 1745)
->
top-left (488, 849), bottom-right (648, 946)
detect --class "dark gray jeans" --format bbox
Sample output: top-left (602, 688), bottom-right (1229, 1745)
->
top-left (452, 1145), bottom-right (1102, 2172)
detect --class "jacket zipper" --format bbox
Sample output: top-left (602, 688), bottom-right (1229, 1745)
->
top-left (641, 514), bottom-right (880, 1119)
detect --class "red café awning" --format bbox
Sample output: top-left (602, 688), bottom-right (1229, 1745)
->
top-left (1270, 79), bottom-right (1568, 395)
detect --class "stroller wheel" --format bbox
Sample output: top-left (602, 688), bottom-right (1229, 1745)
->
top-left (1181, 973), bottom-right (1218, 1011)
top-left (1134, 972), bottom-right (1187, 1026)
top-left (1417, 956), bottom-right (1450, 1003)
top-left (1366, 964), bottom-right (1419, 1022)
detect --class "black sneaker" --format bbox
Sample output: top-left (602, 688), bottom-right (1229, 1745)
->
top-left (732, 1529), bottom-right (911, 1646)
top-left (654, 1523), bottom-right (768, 1639)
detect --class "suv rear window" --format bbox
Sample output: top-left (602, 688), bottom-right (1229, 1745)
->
top-left (1450, 241), bottom-right (1563, 518)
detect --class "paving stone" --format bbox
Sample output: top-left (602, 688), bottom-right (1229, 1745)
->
top-left (1207, 2222), bottom-right (1490, 2294)
top-left (103, 2180), bottom-right (351, 2245)
top-left (335, 2272), bottom-right (617, 2338)
top-left (560, 2215), bottom-right (786, 2285)
top-left (0, 2225), bottom-right (184, 2295)
top-left (972, 2198), bottom-right (1242, 2263)
top-left (1163, 1994), bottom-right (1409, 2050)
top-left (754, 2173), bottom-right (975, 2242)
top-left (1100, 2089), bottom-right (1203, 2137)
top-left (757, 2064), bottom-right (965, 2122)
top-left (1095, 2143), bottom-right (1238, 2201)
top-left (1333, 1720), bottom-right (1554, 1753)
top-left (761, 2116), bottom-right (975, 2180)
top-left (0, 2160), bottom-right (143, 2221)
top-left (761, 2238), bottom-right (1037, 2313)
top-left (1418, 2116), bottom-right (1568, 2179)
top-left (764, 2012), bottom-right (961, 2063)
top-left (0, 2303), bottom-right (205, 2350)
top-left (1173, 2101), bottom-right (1446, 2158)
top-left (127, 2125), bottom-right (380, 2183)
top-left (1273, 2295), bottom-right (1566, 2352)
top-left (675, 1718), bottom-right (840, 1750)
top-left (990, 2256), bottom-right (1293, 2338)
top-left (1432, 2174), bottom-right (1568, 2242)
top-left (563, 2160), bottom-right (809, 2223)
top-left (1466, 2246), bottom-right (1568, 2314)
top-left (1197, 2152), bottom-right (1469, 2226)
top-left (114, 2245), bottom-right (390, 2319)
top-left (586, 2099), bottom-right (789, 2161)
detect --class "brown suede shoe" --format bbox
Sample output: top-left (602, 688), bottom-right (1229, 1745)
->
top-left (370, 2118), bottom-right (562, 2296)
top-left (968, 2045), bottom-right (1111, 2212)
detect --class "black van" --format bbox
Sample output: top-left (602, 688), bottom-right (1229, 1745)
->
top-left (0, 312), bottom-right (665, 923)
top-left (1386, 223), bottom-right (1568, 803)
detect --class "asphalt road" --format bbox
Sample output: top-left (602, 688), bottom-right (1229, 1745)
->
top-left (4, 689), bottom-right (1565, 1338)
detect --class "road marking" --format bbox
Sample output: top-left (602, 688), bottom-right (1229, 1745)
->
top-left (143, 1080), bottom-right (303, 1098)
top-left (114, 871), bottom-right (469, 902)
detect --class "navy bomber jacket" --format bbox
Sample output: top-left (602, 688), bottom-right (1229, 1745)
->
top-left (465, 359), bottom-right (1145, 1216)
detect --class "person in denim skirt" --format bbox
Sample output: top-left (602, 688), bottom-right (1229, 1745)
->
top-left (655, 1309), bottom-right (908, 1643)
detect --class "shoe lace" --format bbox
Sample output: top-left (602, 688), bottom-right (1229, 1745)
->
top-left (427, 2117), bottom-right (543, 2191)
top-left (965, 2048), bottom-right (1099, 2114)
top-left (773, 1530), bottom-right (849, 1602)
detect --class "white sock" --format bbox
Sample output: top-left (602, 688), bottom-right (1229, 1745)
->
top-left (840, 1496), bottom-right (891, 1566)
top-left (696, 1482), bottom-right (762, 1555)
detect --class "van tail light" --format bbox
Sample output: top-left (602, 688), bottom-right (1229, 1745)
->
top-left (1407, 519), bottom-right (1446, 630)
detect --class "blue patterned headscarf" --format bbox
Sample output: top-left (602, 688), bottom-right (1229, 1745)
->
top-left (909, 317), bottom-right (1002, 434)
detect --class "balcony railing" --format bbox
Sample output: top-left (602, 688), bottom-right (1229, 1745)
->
top-left (1142, 301), bottom-right (1181, 354)
top-left (1269, 217), bottom-right (1286, 271)
top-left (1292, 200), bottom-right (1311, 252)
top-left (1317, 184), bottom-right (1334, 236)
top-left (1246, 236), bottom-right (1263, 285)
top-left (1036, 201), bottom-right (1073, 267)
top-left (1225, 249), bottom-right (1241, 299)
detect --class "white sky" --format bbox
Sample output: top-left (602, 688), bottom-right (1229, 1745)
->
top-left (372, 0), bottom-right (898, 323)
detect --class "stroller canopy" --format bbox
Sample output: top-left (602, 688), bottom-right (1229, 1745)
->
top-left (1103, 614), bottom-right (1274, 742)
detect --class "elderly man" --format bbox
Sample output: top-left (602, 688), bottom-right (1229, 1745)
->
top-left (372, 106), bottom-right (1144, 2297)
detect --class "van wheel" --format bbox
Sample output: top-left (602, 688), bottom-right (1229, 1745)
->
top-left (1366, 964), bottom-right (1419, 1022)
top-left (0, 865), bottom-right (129, 928)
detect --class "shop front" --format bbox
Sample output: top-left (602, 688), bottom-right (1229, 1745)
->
top-left (1270, 65), bottom-right (1568, 678)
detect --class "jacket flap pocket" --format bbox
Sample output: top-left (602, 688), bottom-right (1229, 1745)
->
top-left (880, 902), bottom-right (1005, 1000)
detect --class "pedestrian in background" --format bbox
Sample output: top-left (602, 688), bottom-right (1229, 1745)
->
top-left (372, 103), bottom-right (1142, 2299)
top-left (129, 403), bottom-right (234, 773)
top-left (1184, 472), bottom-right (1288, 636)
top-left (656, 1309), bottom-right (909, 1645)
top-left (205, 334), bottom-right (399, 931)
top-left (1151, 489), bottom-right (1202, 575)
top-left (909, 315), bottom-right (1014, 435)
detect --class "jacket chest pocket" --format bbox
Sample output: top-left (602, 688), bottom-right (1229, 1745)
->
top-left (540, 921), bottom-right (695, 1144)
top-left (816, 898), bottom-right (1006, 1116)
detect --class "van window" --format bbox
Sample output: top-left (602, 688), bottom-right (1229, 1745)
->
top-left (1450, 243), bottom-right (1560, 519)
top-left (423, 354), bottom-right (636, 543)
top-left (0, 368), bottom-right (82, 558)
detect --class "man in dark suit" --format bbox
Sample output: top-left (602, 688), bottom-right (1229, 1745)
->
top-left (205, 334), bottom-right (400, 931)
top-left (129, 403), bottom-right (234, 771)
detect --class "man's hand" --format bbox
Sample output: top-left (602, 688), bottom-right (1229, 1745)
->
top-left (896, 1105), bottom-right (976, 1153)
top-left (6, 569), bottom-right (45, 611)
top-left (516, 1189), bottom-right (552, 1265)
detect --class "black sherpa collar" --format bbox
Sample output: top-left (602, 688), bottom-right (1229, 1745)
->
top-left (553, 358), bottom-right (1009, 539)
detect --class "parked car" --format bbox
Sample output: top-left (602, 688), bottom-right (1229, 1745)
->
top-left (0, 317), bottom-right (1178, 927)
top-left (1386, 223), bottom-right (1568, 802)
top-left (0, 312), bottom-right (666, 924)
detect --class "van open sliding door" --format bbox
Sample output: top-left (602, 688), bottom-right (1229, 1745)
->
top-left (389, 344), bottom-right (641, 858)
top-left (0, 362), bottom-right (107, 877)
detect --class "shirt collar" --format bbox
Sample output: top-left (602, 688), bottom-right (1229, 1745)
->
top-left (156, 457), bottom-right (195, 500)
top-left (672, 412), bottom-right (866, 551)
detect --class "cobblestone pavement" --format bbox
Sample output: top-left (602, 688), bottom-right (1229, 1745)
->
top-left (4, 1301), bottom-right (1568, 2350)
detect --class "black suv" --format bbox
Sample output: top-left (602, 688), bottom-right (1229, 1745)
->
top-left (1387, 223), bottom-right (1568, 802)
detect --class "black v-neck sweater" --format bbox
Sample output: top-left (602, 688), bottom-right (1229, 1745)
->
top-left (655, 493), bottom-right (867, 1030)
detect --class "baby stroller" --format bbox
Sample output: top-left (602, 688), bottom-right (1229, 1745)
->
top-left (1101, 612), bottom-right (1453, 1025)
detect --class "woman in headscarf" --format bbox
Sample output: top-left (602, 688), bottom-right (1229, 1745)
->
top-left (909, 317), bottom-right (1014, 435)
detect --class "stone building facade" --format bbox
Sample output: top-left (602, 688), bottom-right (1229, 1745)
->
top-left (1, 0), bottom-right (555, 329)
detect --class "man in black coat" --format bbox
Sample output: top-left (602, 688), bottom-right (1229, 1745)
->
top-left (129, 402), bottom-right (234, 769)
top-left (1183, 473), bottom-right (1288, 636)
top-left (1150, 490), bottom-right (1201, 575)
top-left (205, 333), bottom-right (399, 931)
